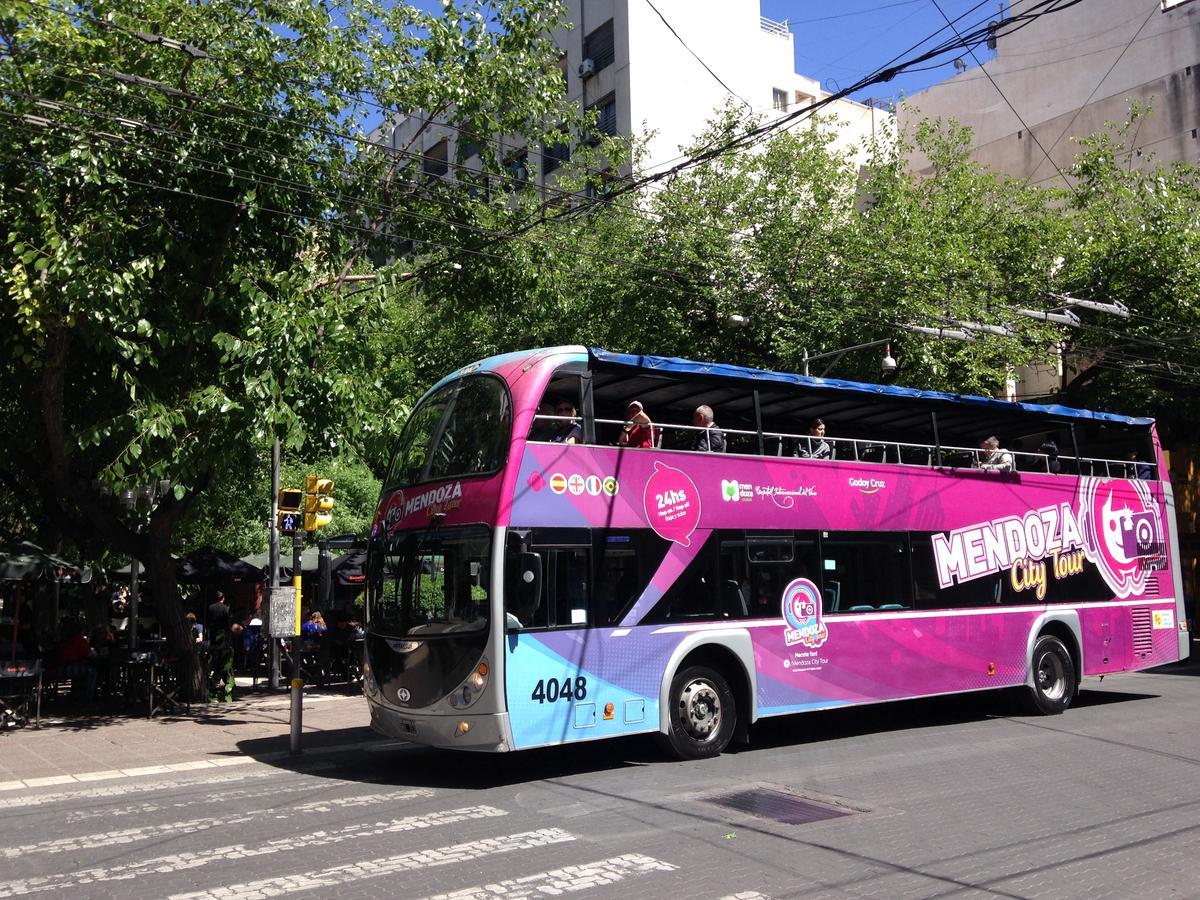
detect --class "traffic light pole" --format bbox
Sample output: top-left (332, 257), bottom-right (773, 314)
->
top-left (290, 529), bottom-right (304, 754)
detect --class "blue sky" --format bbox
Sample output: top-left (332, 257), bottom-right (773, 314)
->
top-left (760, 0), bottom-right (1000, 103)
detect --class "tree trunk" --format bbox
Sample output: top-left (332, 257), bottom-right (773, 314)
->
top-left (145, 517), bottom-right (202, 699)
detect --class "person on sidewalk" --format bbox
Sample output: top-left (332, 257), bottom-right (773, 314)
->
top-left (206, 592), bottom-right (234, 702)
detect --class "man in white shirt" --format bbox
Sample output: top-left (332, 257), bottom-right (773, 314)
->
top-left (976, 435), bottom-right (1014, 472)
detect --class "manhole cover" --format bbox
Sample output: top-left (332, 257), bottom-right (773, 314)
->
top-left (708, 789), bottom-right (851, 825)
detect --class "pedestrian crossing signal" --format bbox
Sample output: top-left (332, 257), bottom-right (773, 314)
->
top-left (278, 511), bottom-right (301, 535)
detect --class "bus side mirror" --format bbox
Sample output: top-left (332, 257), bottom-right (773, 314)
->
top-left (517, 552), bottom-right (542, 621)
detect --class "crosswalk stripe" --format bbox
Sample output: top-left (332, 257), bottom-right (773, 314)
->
top-left (166, 828), bottom-right (577, 900)
top-left (66, 785), bottom-right (433, 824)
top-left (0, 803), bottom-right (500, 897)
top-left (421, 853), bottom-right (679, 899)
top-left (0, 767), bottom-right (281, 811)
top-left (3, 816), bottom-right (250, 859)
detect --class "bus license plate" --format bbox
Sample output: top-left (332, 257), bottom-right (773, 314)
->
top-left (395, 717), bottom-right (416, 735)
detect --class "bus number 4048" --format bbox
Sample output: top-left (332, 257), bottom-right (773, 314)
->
top-left (531, 676), bottom-right (588, 704)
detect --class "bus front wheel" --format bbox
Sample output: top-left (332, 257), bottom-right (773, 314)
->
top-left (659, 665), bottom-right (737, 760)
top-left (1024, 635), bottom-right (1075, 715)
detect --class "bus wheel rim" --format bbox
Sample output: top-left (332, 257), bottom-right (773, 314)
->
top-left (678, 678), bottom-right (721, 740)
top-left (1037, 651), bottom-right (1066, 701)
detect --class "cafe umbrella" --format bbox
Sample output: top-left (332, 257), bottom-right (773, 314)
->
top-left (176, 546), bottom-right (265, 584)
top-left (0, 542), bottom-right (92, 662)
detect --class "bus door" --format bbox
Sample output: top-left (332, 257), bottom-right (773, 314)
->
top-left (503, 530), bottom-right (597, 747)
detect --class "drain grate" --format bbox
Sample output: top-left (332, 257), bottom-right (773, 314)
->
top-left (708, 788), bottom-right (851, 825)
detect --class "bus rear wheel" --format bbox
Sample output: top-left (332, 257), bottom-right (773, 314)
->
top-left (1023, 635), bottom-right (1076, 715)
top-left (659, 665), bottom-right (737, 760)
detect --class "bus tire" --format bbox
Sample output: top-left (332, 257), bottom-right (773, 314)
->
top-left (1024, 635), bottom-right (1075, 715)
top-left (659, 665), bottom-right (737, 760)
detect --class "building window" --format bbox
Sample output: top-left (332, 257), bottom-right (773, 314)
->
top-left (583, 19), bottom-right (615, 74)
top-left (458, 140), bottom-right (482, 162)
top-left (587, 92), bottom-right (618, 139)
top-left (772, 88), bottom-right (788, 111)
top-left (543, 139), bottom-right (570, 176)
top-left (794, 90), bottom-right (813, 108)
top-left (504, 151), bottom-right (529, 190)
top-left (423, 139), bottom-right (448, 178)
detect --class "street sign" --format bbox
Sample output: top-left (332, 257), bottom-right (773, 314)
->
top-left (267, 586), bottom-right (298, 638)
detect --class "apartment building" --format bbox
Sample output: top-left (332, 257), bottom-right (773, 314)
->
top-left (380, 0), bottom-right (889, 192)
top-left (902, 0), bottom-right (1200, 182)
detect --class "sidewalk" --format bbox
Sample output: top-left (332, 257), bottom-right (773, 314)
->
top-left (0, 687), bottom-right (380, 787)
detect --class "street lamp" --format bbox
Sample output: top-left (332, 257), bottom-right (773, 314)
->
top-left (118, 479), bottom-right (170, 651)
top-left (802, 338), bottom-right (896, 378)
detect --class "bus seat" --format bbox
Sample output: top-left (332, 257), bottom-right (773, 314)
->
top-left (723, 580), bottom-right (748, 618)
top-left (823, 582), bottom-right (839, 611)
top-left (878, 604), bottom-right (904, 610)
top-left (848, 604), bottom-right (875, 612)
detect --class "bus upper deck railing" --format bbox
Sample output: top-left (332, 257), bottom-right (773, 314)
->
top-left (529, 415), bottom-right (1158, 480)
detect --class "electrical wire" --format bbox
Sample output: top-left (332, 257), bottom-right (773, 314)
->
top-left (930, 0), bottom-right (1070, 188)
top-left (641, 0), bottom-right (751, 110)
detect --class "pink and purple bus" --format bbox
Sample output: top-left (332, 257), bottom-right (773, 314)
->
top-left (363, 347), bottom-right (1188, 759)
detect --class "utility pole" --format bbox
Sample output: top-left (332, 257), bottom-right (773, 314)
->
top-left (268, 438), bottom-right (280, 690)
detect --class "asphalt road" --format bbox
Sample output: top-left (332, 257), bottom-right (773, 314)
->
top-left (3, 662), bottom-right (1198, 899)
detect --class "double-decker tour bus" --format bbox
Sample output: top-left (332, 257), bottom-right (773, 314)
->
top-left (364, 347), bottom-right (1188, 759)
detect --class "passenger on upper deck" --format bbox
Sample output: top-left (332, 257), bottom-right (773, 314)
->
top-left (1038, 440), bottom-right (1062, 474)
top-left (617, 400), bottom-right (655, 448)
top-left (795, 418), bottom-right (832, 460)
top-left (551, 400), bottom-right (582, 444)
top-left (1125, 447), bottom-right (1154, 480)
top-left (691, 405), bottom-right (726, 453)
top-left (976, 436), bottom-right (1014, 472)
top-left (529, 401), bottom-right (556, 442)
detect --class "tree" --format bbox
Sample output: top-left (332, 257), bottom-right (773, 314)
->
top-left (1055, 108), bottom-right (1200, 437)
top-left (0, 0), bottom-right (578, 680)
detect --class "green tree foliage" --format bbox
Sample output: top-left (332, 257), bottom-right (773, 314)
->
top-left (0, 0), bottom-right (577, 668)
top-left (1055, 109), bottom-right (1200, 438)
top-left (172, 456), bottom-right (381, 559)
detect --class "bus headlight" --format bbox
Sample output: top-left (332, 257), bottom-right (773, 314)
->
top-left (449, 657), bottom-right (489, 710)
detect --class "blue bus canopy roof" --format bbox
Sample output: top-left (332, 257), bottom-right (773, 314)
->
top-left (587, 347), bottom-right (1153, 427)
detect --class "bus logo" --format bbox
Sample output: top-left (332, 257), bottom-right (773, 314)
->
top-left (602, 476), bottom-right (619, 496)
top-left (567, 474), bottom-right (586, 495)
top-left (549, 473), bottom-right (568, 494)
top-left (1081, 477), bottom-right (1164, 599)
top-left (782, 578), bottom-right (828, 649)
top-left (585, 475), bottom-right (603, 496)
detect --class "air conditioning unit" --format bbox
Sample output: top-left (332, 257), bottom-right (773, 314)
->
top-left (578, 58), bottom-right (596, 79)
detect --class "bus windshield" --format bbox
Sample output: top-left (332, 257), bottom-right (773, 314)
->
top-left (367, 525), bottom-right (491, 637)
top-left (385, 375), bottom-right (511, 490)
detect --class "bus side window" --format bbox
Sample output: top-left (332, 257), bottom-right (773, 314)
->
top-left (593, 531), bottom-right (670, 625)
top-left (910, 532), bottom-right (1001, 609)
top-left (643, 534), bottom-right (720, 623)
top-left (821, 531), bottom-right (911, 613)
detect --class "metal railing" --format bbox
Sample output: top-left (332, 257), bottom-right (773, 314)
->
top-left (760, 15), bottom-right (789, 37)
top-left (527, 416), bottom-right (1158, 480)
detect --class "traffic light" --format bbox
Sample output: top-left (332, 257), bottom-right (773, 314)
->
top-left (277, 488), bottom-right (304, 535)
top-left (304, 475), bottom-right (335, 531)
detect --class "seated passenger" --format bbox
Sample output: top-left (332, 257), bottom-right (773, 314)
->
top-left (551, 400), bottom-right (582, 444)
top-left (617, 400), bottom-right (655, 448)
top-left (691, 404), bottom-right (726, 453)
top-left (795, 418), bottom-right (832, 460)
top-left (1125, 447), bottom-right (1153, 480)
top-left (528, 401), bottom-right (556, 442)
top-left (975, 435), bottom-right (1014, 472)
top-left (1038, 440), bottom-right (1062, 474)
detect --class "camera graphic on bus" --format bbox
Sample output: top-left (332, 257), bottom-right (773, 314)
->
top-left (1102, 496), bottom-right (1160, 564)
top-left (1118, 510), bottom-right (1159, 558)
